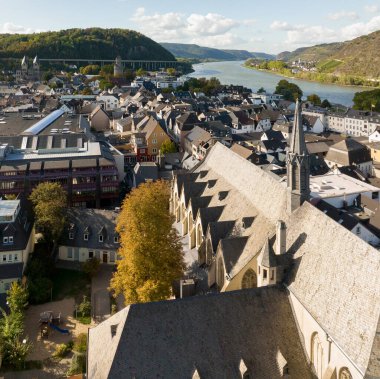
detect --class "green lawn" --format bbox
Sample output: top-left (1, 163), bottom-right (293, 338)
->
top-left (52, 269), bottom-right (91, 302)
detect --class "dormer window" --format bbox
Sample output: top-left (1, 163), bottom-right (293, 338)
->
top-left (69, 232), bottom-right (74, 240)
top-left (99, 235), bottom-right (103, 243)
top-left (84, 234), bottom-right (88, 241)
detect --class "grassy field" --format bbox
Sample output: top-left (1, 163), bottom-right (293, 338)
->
top-left (317, 59), bottom-right (344, 73)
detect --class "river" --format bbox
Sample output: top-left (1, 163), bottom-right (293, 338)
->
top-left (187, 61), bottom-right (368, 107)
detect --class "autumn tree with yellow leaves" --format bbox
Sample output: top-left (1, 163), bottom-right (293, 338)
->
top-left (110, 180), bottom-right (185, 304)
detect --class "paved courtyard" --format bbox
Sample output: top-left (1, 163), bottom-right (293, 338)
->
top-left (91, 265), bottom-right (114, 322)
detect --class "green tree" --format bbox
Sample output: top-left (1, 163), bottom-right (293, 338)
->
top-left (80, 65), bottom-right (100, 75)
top-left (160, 140), bottom-right (177, 154)
top-left (0, 309), bottom-right (24, 341)
top-left (6, 282), bottom-right (28, 315)
top-left (3, 336), bottom-right (32, 369)
top-left (110, 181), bottom-right (185, 304)
top-left (135, 68), bottom-right (147, 77)
top-left (82, 257), bottom-right (100, 278)
top-left (43, 71), bottom-right (53, 82)
top-left (257, 87), bottom-right (266, 94)
top-left (321, 99), bottom-right (332, 108)
top-left (100, 64), bottom-right (114, 76)
top-left (275, 79), bottom-right (303, 101)
top-left (78, 295), bottom-right (91, 317)
top-left (29, 182), bottom-right (67, 244)
top-left (80, 87), bottom-right (93, 95)
top-left (307, 94), bottom-right (322, 106)
top-left (27, 277), bottom-right (53, 304)
top-left (166, 68), bottom-right (176, 76)
top-left (99, 79), bottom-right (113, 91)
top-left (352, 89), bottom-right (380, 111)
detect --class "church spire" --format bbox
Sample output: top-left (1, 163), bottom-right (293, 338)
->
top-left (286, 99), bottom-right (310, 213)
top-left (290, 99), bottom-right (307, 155)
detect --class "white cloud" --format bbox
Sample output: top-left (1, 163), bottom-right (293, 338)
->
top-left (328, 11), bottom-right (359, 21)
top-left (285, 25), bottom-right (337, 45)
top-left (365, 4), bottom-right (380, 13)
top-left (131, 8), bottom-right (252, 48)
top-left (271, 21), bottom-right (337, 45)
top-left (272, 13), bottom-right (380, 51)
top-left (187, 13), bottom-right (238, 36)
top-left (0, 22), bottom-right (41, 34)
top-left (270, 21), bottom-right (294, 31)
top-left (341, 15), bottom-right (380, 39)
top-left (191, 33), bottom-right (244, 48)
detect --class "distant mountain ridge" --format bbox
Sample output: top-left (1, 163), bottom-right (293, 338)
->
top-left (160, 42), bottom-right (274, 61)
top-left (0, 28), bottom-right (176, 61)
top-left (276, 30), bottom-right (380, 79)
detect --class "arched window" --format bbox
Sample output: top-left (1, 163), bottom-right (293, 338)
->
top-left (206, 239), bottom-right (213, 265)
top-left (339, 367), bottom-right (352, 379)
top-left (196, 224), bottom-right (202, 247)
top-left (311, 332), bottom-right (324, 378)
top-left (217, 258), bottom-right (224, 290)
top-left (241, 269), bottom-right (257, 289)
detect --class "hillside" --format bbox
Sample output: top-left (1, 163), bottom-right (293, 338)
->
top-left (160, 42), bottom-right (274, 61)
top-left (277, 30), bottom-right (380, 79)
top-left (0, 28), bottom-right (175, 61)
top-left (276, 42), bottom-right (344, 63)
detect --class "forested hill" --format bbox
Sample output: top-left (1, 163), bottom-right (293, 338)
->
top-left (160, 42), bottom-right (274, 61)
top-left (0, 28), bottom-right (176, 61)
top-left (277, 30), bottom-right (380, 79)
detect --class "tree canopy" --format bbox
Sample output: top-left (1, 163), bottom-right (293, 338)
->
top-left (0, 282), bottom-right (32, 369)
top-left (306, 94), bottom-right (322, 106)
top-left (0, 28), bottom-right (175, 61)
top-left (180, 77), bottom-right (222, 95)
top-left (110, 181), bottom-right (185, 304)
top-left (29, 182), bottom-right (67, 244)
top-left (321, 99), bottom-right (332, 108)
top-left (160, 140), bottom-right (177, 154)
top-left (353, 89), bottom-right (380, 112)
top-left (275, 79), bottom-right (303, 101)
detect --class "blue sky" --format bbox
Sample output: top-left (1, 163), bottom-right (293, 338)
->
top-left (1, 0), bottom-right (380, 53)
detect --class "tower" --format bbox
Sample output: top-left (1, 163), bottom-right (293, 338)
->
top-left (32, 55), bottom-right (40, 80)
top-left (114, 56), bottom-right (123, 77)
top-left (21, 56), bottom-right (28, 77)
top-left (286, 99), bottom-right (310, 213)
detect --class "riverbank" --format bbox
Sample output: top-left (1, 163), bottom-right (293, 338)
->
top-left (243, 62), bottom-right (379, 90)
top-left (188, 61), bottom-right (369, 106)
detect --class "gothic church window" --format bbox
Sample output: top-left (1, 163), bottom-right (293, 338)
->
top-left (339, 368), bottom-right (352, 379)
top-left (217, 258), bottom-right (224, 290)
top-left (241, 269), bottom-right (257, 289)
top-left (311, 332), bottom-right (324, 378)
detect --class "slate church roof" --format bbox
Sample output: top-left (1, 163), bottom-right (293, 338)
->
top-left (88, 287), bottom-right (314, 379)
top-left (88, 141), bottom-right (380, 378)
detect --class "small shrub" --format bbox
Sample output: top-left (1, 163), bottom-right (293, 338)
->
top-left (78, 295), bottom-right (91, 317)
top-left (52, 341), bottom-right (73, 359)
top-left (73, 333), bottom-right (87, 354)
top-left (67, 352), bottom-right (86, 376)
top-left (82, 257), bottom-right (100, 278)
